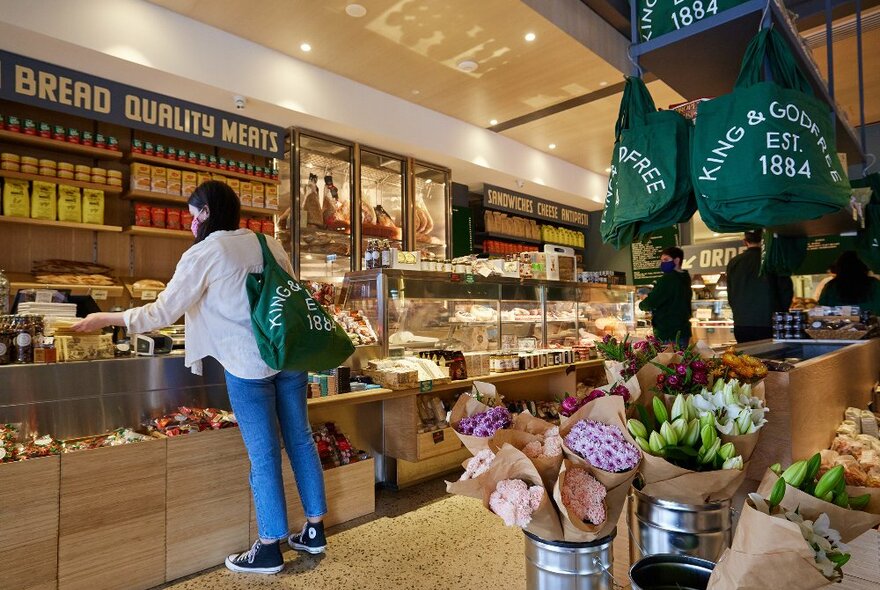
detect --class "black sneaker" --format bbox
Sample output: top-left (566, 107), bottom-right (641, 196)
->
top-left (288, 521), bottom-right (326, 555)
top-left (225, 539), bottom-right (284, 574)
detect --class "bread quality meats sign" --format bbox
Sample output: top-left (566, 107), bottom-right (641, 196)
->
top-left (0, 49), bottom-right (284, 158)
top-left (482, 184), bottom-right (589, 227)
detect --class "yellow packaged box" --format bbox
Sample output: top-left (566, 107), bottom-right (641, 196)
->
top-left (211, 174), bottom-right (226, 184)
top-left (2, 179), bottom-right (30, 218)
top-left (239, 181), bottom-right (253, 207)
top-left (39, 159), bottom-right (57, 169)
top-left (226, 177), bottom-right (240, 197)
top-left (82, 189), bottom-right (105, 225)
top-left (265, 184), bottom-right (279, 209)
top-left (130, 163), bottom-right (151, 191)
top-left (0, 153), bottom-right (19, 164)
top-left (150, 166), bottom-right (167, 194)
top-left (57, 184), bottom-right (82, 223)
top-left (1, 161), bottom-right (20, 172)
top-left (166, 168), bottom-right (182, 196)
top-left (76, 164), bottom-right (92, 175)
top-left (106, 169), bottom-right (122, 181)
top-left (31, 181), bottom-right (57, 220)
top-left (252, 181), bottom-right (265, 208)
top-left (182, 171), bottom-right (198, 196)
top-left (197, 172), bottom-right (211, 187)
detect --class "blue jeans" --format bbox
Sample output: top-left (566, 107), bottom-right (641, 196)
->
top-left (225, 370), bottom-right (327, 540)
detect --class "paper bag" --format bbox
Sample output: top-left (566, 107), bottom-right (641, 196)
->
top-left (553, 459), bottom-right (622, 543)
top-left (707, 504), bottom-right (832, 590)
top-left (475, 444), bottom-right (563, 541)
top-left (757, 470), bottom-right (880, 542)
top-left (450, 393), bottom-right (494, 454)
top-left (489, 429), bottom-right (562, 491)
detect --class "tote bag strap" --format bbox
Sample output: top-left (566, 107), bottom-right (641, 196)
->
top-left (735, 27), bottom-right (813, 94)
top-left (614, 76), bottom-right (656, 142)
top-left (254, 232), bottom-right (281, 272)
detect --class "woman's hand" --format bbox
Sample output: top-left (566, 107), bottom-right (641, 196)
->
top-left (72, 312), bottom-right (123, 332)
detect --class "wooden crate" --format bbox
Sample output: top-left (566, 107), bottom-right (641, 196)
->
top-left (249, 458), bottom-right (375, 540)
top-left (0, 456), bottom-right (60, 590)
top-left (384, 395), bottom-right (465, 462)
top-left (417, 427), bottom-right (462, 461)
top-left (165, 428), bottom-right (250, 581)
top-left (59, 439), bottom-right (166, 590)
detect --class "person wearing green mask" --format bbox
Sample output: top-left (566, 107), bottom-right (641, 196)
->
top-left (639, 246), bottom-right (693, 349)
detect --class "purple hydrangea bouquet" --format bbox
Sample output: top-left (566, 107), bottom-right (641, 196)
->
top-left (457, 406), bottom-right (512, 438)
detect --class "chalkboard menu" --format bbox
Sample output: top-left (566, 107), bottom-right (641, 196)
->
top-left (632, 226), bottom-right (680, 286)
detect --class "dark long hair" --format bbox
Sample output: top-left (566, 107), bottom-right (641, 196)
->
top-left (832, 250), bottom-right (871, 303)
top-left (187, 181), bottom-right (241, 243)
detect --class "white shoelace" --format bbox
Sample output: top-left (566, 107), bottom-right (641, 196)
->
top-left (238, 540), bottom-right (261, 564)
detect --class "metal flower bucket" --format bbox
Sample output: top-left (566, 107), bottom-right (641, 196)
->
top-left (629, 554), bottom-right (716, 590)
top-left (524, 529), bottom-right (616, 590)
top-left (627, 486), bottom-right (732, 563)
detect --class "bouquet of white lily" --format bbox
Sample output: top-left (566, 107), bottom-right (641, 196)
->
top-left (692, 378), bottom-right (768, 436)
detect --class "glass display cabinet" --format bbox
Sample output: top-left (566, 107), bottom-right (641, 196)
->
top-left (545, 284), bottom-right (580, 348)
top-left (411, 162), bottom-right (451, 260)
top-left (291, 131), bottom-right (356, 279)
top-left (360, 148), bottom-right (405, 263)
top-left (577, 284), bottom-right (635, 341)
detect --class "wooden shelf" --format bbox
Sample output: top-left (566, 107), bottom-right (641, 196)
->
top-left (122, 189), bottom-right (278, 217)
top-left (7, 272), bottom-right (124, 297)
top-left (476, 231), bottom-right (542, 245)
top-left (0, 129), bottom-right (123, 160)
top-left (0, 215), bottom-right (122, 233)
top-left (0, 169), bottom-right (123, 194)
top-left (124, 226), bottom-right (193, 240)
top-left (128, 153), bottom-right (279, 185)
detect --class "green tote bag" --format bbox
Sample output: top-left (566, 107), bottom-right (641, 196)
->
top-left (247, 233), bottom-right (354, 372)
top-left (854, 173), bottom-right (880, 273)
top-left (636, 0), bottom-right (747, 42)
top-left (692, 27), bottom-right (851, 232)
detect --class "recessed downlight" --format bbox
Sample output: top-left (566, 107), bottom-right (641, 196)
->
top-left (457, 60), bottom-right (478, 72)
top-left (345, 3), bottom-right (367, 17)
top-left (300, 43), bottom-right (312, 52)
top-left (525, 32), bottom-right (536, 42)
top-left (548, 143), bottom-right (556, 150)
top-left (489, 119), bottom-right (498, 126)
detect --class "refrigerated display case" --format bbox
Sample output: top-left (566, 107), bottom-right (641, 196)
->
top-left (544, 284), bottom-right (580, 348)
top-left (360, 149), bottom-right (405, 263)
top-left (411, 162), bottom-right (451, 260)
top-left (578, 284), bottom-right (635, 341)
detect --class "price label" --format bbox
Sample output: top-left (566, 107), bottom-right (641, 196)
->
top-left (464, 274), bottom-right (475, 284)
top-left (431, 430), bottom-right (445, 445)
top-left (90, 288), bottom-right (108, 301)
top-left (140, 290), bottom-right (158, 301)
top-left (695, 309), bottom-right (713, 320)
top-left (419, 380), bottom-right (433, 393)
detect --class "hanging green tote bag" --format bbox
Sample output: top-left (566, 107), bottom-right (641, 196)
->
top-left (854, 173), bottom-right (880, 273)
top-left (636, 0), bottom-right (748, 42)
top-left (247, 233), bottom-right (354, 372)
top-left (692, 27), bottom-right (851, 232)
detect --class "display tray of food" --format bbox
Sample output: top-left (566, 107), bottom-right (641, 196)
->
top-left (361, 222), bottom-right (401, 240)
top-left (122, 278), bottom-right (167, 300)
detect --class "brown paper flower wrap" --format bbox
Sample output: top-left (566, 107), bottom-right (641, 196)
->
top-left (707, 503), bottom-right (833, 590)
top-left (489, 429), bottom-right (563, 492)
top-left (638, 453), bottom-right (747, 504)
top-left (463, 443), bottom-right (563, 541)
top-left (449, 394), bottom-right (494, 454)
top-left (632, 351), bottom-right (678, 412)
top-left (511, 410), bottom-right (556, 436)
top-left (757, 470), bottom-right (880, 542)
top-left (603, 363), bottom-right (644, 407)
top-left (846, 485), bottom-right (880, 514)
top-left (552, 459), bottom-right (620, 542)
top-left (445, 455), bottom-right (491, 500)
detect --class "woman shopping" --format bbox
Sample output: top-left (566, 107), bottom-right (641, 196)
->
top-left (73, 181), bottom-right (328, 575)
top-left (818, 250), bottom-right (880, 314)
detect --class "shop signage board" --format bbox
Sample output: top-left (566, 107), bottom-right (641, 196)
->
top-left (681, 239), bottom-right (748, 274)
top-left (482, 184), bottom-right (590, 227)
top-left (632, 226), bottom-right (680, 285)
top-left (0, 49), bottom-right (284, 158)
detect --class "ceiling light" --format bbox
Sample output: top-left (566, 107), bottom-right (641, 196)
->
top-left (548, 143), bottom-right (556, 150)
top-left (345, 3), bottom-right (367, 17)
top-left (457, 60), bottom-right (478, 72)
top-left (599, 81), bottom-right (608, 87)
top-left (524, 32), bottom-right (536, 42)
top-left (300, 43), bottom-right (312, 52)
top-left (489, 119), bottom-right (498, 126)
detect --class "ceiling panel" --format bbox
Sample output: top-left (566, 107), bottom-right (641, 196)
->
top-left (147, 0), bottom-right (623, 128)
top-left (500, 80), bottom-right (684, 175)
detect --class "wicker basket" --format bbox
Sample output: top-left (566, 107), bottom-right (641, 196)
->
top-left (805, 329), bottom-right (868, 340)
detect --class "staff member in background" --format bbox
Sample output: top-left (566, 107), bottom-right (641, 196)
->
top-left (639, 246), bottom-right (692, 349)
top-left (72, 182), bottom-right (328, 575)
top-left (818, 250), bottom-right (880, 314)
top-left (727, 230), bottom-right (794, 343)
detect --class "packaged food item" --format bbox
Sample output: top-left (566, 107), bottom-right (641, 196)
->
top-left (106, 177), bottom-right (122, 187)
top-left (23, 119), bottom-right (36, 135)
top-left (52, 125), bottom-right (66, 141)
top-left (166, 168), bottom-right (182, 195)
top-left (0, 161), bottom-right (20, 171)
top-left (106, 170), bottom-right (122, 181)
top-left (132, 139), bottom-right (144, 154)
top-left (57, 185), bottom-right (82, 223)
top-left (151, 206), bottom-right (167, 228)
top-left (74, 173), bottom-right (90, 183)
top-left (56, 170), bottom-right (74, 180)
top-left (39, 167), bottom-right (57, 177)
top-left (107, 136), bottom-right (118, 151)
top-left (167, 146), bottom-right (177, 160)
top-left (89, 175), bottom-right (106, 185)
top-left (248, 218), bottom-right (263, 232)
top-left (166, 208), bottom-right (182, 230)
top-left (261, 219), bottom-right (274, 235)
top-left (219, 157), bottom-right (228, 170)
top-left (67, 128), bottom-right (80, 143)
top-left (237, 160), bottom-right (246, 173)
top-left (239, 181), bottom-right (253, 206)
top-left (187, 151), bottom-right (197, 163)
top-left (57, 162), bottom-right (74, 174)
top-left (208, 155), bottom-right (218, 168)
top-left (211, 174), bottom-right (226, 184)
top-left (246, 163), bottom-right (254, 176)
top-left (182, 171), bottom-right (198, 196)
top-left (2, 179), bottom-right (30, 217)
top-left (144, 141), bottom-right (154, 155)
top-left (252, 181), bottom-right (265, 208)
top-left (91, 167), bottom-right (106, 178)
top-left (20, 156), bottom-right (38, 167)
top-left (239, 217), bottom-right (248, 229)
top-left (197, 172), bottom-right (211, 187)
top-left (95, 133), bottom-right (106, 149)
top-left (130, 163), bottom-right (151, 191)
top-left (226, 177), bottom-right (240, 197)
top-left (265, 184), bottom-right (279, 209)
top-left (135, 203), bottom-right (152, 227)
top-left (38, 122), bottom-right (51, 138)
top-left (81, 131), bottom-right (93, 146)
top-left (30, 181), bottom-right (57, 220)
top-left (181, 209), bottom-right (194, 230)
top-left (75, 164), bottom-right (91, 175)
top-left (197, 153), bottom-right (208, 166)
top-left (1, 153), bottom-right (20, 164)
top-left (39, 159), bottom-right (56, 169)
top-left (7, 115), bottom-right (20, 132)
top-left (150, 166), bottom-right (167, 193)
top-left (82, 189), bottom-right (105, 224)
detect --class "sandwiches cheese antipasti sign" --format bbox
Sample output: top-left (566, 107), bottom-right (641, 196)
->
top-left (0, 49), bottom-right (284, 158)
top-left (483, 184), bottom-right (589, 227)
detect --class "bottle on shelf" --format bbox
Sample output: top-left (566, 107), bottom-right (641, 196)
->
top-left (13, 315), bottom-right (34, 364)
top-left (365, 240), bottom-right (376, 269)
top-left (0, 315), bottom-right (12, 365)
top-left (0, 269), bottom-right (8, 315)
top-left (381, 240), bottom-right (391, 268)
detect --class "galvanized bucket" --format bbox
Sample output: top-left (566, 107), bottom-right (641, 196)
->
top-left (629, 554), bottom-right (716, 590)
top-left (627, 486), bottom-right (732, 563)
top-left (524, 529), bottom-right (616, 590)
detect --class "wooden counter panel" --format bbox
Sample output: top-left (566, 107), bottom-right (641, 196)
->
top-left (0, 456), bottom-right (60, 590)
